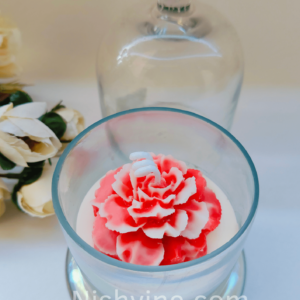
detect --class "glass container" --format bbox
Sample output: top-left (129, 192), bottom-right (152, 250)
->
top-left (52, 108), bottom-right (258, 299)
top-left (96, 0), bottom-right (244, 130)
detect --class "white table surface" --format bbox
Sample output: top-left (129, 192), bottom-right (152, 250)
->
top-left (0, 82), bottom-right (299, 300)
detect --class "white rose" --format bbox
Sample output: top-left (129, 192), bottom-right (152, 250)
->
top-left (0, 178), bottom-right (10, 217)
top-left (0, 15), bottom-right (22, 82)
top-left (55, 108), bottom-right (85, 141)
top-left (17, 157), bottom-right (58, 218)
top-left (0, 102), bottom-right (62, 167)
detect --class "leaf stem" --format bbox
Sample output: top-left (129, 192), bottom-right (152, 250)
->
top-left (0, 173), bottom-right (21, 179)
top-left (61, 140), bottom-right (71, 143)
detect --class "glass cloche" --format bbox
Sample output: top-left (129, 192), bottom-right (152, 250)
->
top-left (97, 0), bottom-right (243, 130)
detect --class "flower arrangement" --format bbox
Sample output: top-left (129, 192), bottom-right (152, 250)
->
top-left (0, 13), bottom-right (85, 218)
top-left (0, 15), bottom-right (84, 217)
top-left (0, 88), bottom-right (85, 218)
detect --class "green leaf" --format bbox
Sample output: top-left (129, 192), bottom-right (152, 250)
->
top-left (9, 91), bottom-right (33, 107)
top-left (19, 165), bottom-right (44, 185)
top-left (11, 161), bottom-right (45, 209)
top-left (50, 100), bottom-right (65, 112)
top-left (0, 152), bottom-right (16, 170)
top-left (0, 93), bottom-right (11, 106)
top-left (27, 161), bottom-right (45, 169)
top-left (11, 182), bottom-right (23, 208)
top-left (39, 112), bottom-right (66, 139)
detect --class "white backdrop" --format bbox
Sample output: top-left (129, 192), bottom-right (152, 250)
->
top-left (1, 0), bottom-right (300, 85)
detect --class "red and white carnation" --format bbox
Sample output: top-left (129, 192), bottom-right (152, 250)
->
top-left (92, 154), bottom-right (222, 266)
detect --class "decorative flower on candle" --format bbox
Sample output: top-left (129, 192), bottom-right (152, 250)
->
top-left (0, 102), bottom-right (61, 167)
top-left (0, 178), bottom-right (10, 217)
top-left (54, 107), bottom-right (85, 141)
top-left (92, 152), bottom-right (222, 266)
top-left (0, 14), bottom-right (22, 82)
top-left (16, 157), bottom-right (58, 218)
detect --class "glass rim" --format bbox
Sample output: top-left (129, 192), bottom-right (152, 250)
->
top-left (52, 107), bottom-right (259, 272)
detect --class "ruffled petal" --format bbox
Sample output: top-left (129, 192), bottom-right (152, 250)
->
top-left (180, 200), bottom-right (209, 239)
top-left (162, 167), bottom-right (184, 192)
top-left (184, 169), bottom-right (206, 201)
top-left (92, 215), bottom-right (119, 256)
top-left (128, 199), bottom-right (175, 221)
top-left (116, 229), bottom-right (164, 266)
top-left (129, 169), bottom-right (137, 198)
top-left (161, 233), bottom-right (207, 265)
top-left (174, 177), bottom-right (197, 205)
top-left (98, 195), bottom-right (145, 233)
top-left (143, 174), bottom-right (171, 198)
top-left (153, 154), bottom-right (187, 175)
top-left (112, 164), bottom-right (133, 202)
top-left (137, 187), bottom-right (175, 204)
top-left (202, 187), bottom-right (222, 233)
top-left (92, 167), bottom-right (122, 204)
top-left (142, 209), bottom-right (188, 239)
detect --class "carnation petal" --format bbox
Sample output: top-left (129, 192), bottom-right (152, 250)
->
top-left (129, 169), bottom-right (137, 198)
top-left (99, 194), bottom-right (144, 233)
top-left (184, 169), bottom-right (207, 201)
top-left (116, 229), bottom-right (164, 266)
top-left (147, 183), bottom-right (171, 198)
top-left (128, 199), bottom-right (175, 221)
top-left (162, 167), bottom-right (184, 192)
top-left (112, 164), bottom-right (133, 202)
top-left (161, 234), bottom-right (207, 265)
top-left (137, 187), bottom-right (175, 204)
top-left (144, 175), bottom-right (171, 198)
top-left (159, 155), bottom-right (188, 175)
top-left (174, 177), bottom-right (197, 205)
top-left (92, 215), bottom-right (119, 256)
top-left (202, 187), bottom-right (222, 233)
top-left (180, 200), bottom-right (209, 239)
top-left (92, 167), bottom-right (122, 205)
top-left (142, 209), bottom-right (188, 239)
top-left (137, 187), bottom-right (152, 202)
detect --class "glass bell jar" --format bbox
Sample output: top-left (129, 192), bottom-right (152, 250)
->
top-left (96, 0), bottom-right (244, 130)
